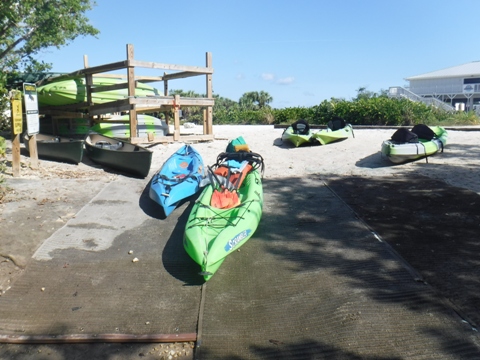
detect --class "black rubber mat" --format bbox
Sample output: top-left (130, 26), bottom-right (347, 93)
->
top-left (0, 185), bottom-right (202, 338)
top-left (326, 174), bottom-right (480, 330)
top-left (196, 177), bottom-right (480, 359)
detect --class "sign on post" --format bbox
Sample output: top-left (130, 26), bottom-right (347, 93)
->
top-left (10, 90), bottom-right (23, 176)
top-left (23, 83), bottom-right (39, 135)
top-left (11, 90), bottom-right (23, 135)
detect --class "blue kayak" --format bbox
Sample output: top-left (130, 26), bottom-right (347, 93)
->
top-left (149, 144), bottom-right (205, 216)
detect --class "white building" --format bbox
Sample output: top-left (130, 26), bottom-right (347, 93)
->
top-left (389, 61), bottom-right (480, 112)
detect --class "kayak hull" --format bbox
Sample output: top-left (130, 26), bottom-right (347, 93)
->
top-left (24, 133), bottom-right (84, 164)
top-left (84, 132), bottom-right (152, 178)
top-left (381, 126), bottom-right (448, 164)
top-left (312, 125), bottom-right (353, 145)
top-left (281, 126), bottom-right (312, 147)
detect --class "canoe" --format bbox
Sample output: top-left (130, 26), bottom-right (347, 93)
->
top-left (381, 125), bottom-right (448, 164)
top-left (149, 144), bottom-right (205, 216)
top-left (184, 151), bottom-right (264, 281)
top-left (37, 77), bottom-right (161, 106)
top-left (281, 119), bottom-right (312, 147)
top-left (312, 118), bottom-right (354, 145)
top-left (90, 114), bottom-right (169, 138)
top-left (23, 133), bottom-right (84, 164)
top-left (84, 132), bottom-right (152, 178)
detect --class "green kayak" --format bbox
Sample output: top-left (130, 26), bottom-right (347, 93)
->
top-left (184, 152), bottom-right (264, 281)
top-left (90, 114), bottom-right (168, 138)
top-left (311, 117), bottom-right (354, 145)
top-left (381, 125), bottom-right (448, 164)
top-left (37, 77), bottom-right (161, 106)
top-left (281, 119), bottom-right (312, 147)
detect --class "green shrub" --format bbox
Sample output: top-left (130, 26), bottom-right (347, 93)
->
top-left (269, 97), bottom-right (480, 126)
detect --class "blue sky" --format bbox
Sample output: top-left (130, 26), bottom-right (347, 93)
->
top-left (38, 0), bottom-right (480, 109)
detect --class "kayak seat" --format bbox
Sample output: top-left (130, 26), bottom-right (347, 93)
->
top-left (291, 119), bottom-right (310, 135)
top-left (210, 188), bottom-right (240, 209)
top-left (327, 117), bottom-right (346, 131)
top-left (214, 163), bottom-right (253, 190)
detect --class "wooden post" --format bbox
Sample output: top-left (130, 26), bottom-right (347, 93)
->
top-left (11, 134), bottom-right (21, 177)
top-left (164, 72), bottom-right (169, 127)
top-left (10, 90), bottom-right (23, 177)
top-left (84, 55), bottom-right (94, 127)
top-left (126, 44), bottom-right (138, 141)
top-left (205, 52), bottom-right (213, 135)
top-left (203, 109), bottom-right (207, 135)
top-left (27, 135), bottom-right (38, 169)
top-left (173, 95), bottom-right (180, 141)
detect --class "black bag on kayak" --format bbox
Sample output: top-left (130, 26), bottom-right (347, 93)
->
top-left (411, 124), bottom-right (435, 140)
top-left (291, 119), bottom-right (310, 135)
top-left (390, 128), bottom-right (418, 143)
top-left (327, 116), bottom-right (346, 131)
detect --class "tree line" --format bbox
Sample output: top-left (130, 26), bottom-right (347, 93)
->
top-left (1, 1), bottom-right (478, 131)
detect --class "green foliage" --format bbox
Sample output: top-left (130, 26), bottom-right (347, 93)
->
top-left (0, 0), bottom-right (99, 75)
top-left (0, 136), bottom-right (5, 158)
top-left (0, 0), bottom-right (99, 131)
top-left (238, 91), bottom-right (273, 110)
top-left (271, 97), bottom-right (480, 126)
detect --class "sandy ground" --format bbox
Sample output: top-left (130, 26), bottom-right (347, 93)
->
top-left (4, 124), bottom-right (480, 189)
top-left (1, 124), bottom-right (479, 359)
top-left (2, 123), bottom-right (479, 293)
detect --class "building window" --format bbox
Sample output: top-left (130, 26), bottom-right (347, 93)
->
top-left (463, 78), bottom-right (480, 84)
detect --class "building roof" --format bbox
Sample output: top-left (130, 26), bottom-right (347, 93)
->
top-left (406, 61), bottom-right (480, 80)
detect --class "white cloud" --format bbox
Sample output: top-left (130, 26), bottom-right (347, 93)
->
top-left (261, 73), bottom-right (275, 81)
top-left (277, 77), bottom-right (295, 85)
top-left (236, 73), bottom-right (245, 80)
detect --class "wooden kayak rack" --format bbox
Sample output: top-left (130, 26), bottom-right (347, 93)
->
top-left (37, 44), bottom-right (214, 144)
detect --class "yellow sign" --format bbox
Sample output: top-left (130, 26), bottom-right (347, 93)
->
top-left (11, 91), bottom-right (23, 135)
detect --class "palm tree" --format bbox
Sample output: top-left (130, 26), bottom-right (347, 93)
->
top-left (239, 91), bottom-right (273, 109)
top-left (257, 91), bottom-right (273, 108)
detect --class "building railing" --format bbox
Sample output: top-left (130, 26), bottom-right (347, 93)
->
top-left (388, 87), bottom-right (455, 112)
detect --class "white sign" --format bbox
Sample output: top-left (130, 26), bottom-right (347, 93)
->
top-left (23, 83), bottom-right (40, 135)
top-left (463, 84), bottom-right (475, 94)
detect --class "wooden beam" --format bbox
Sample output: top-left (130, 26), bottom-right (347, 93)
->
top-left (130, 134), bottom-right (215, 144)
top-left (87, 96), bottom-right (215, 116)
top-left (91, 80), bottom-right (158, 93)
top-left (88, 100), bottom-right (133, 116)
top-left (162, 71), bottom-right (207, 81)
top-left (35, 61), bottom-right (129, 86)
top-left (205, 52), bottom-right (213, 135)
top-left (127, 44), bottom-right (138, 139)
top-left (128, 60), bottom-right (213, 74)
top-left (42, 111), bottom-right (88, 118)
top-left (0, 333), bottom-right (197, 344)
